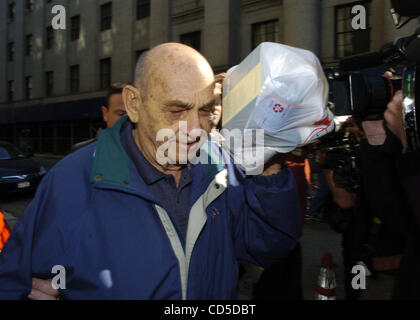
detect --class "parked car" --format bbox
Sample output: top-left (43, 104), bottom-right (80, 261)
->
top-left (0, 141), bottom-right (46, 194)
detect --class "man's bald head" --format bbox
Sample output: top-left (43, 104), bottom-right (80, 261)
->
top-left (133, 43), bottom-right (214, 103)
top-left (124, 42), bottom-right (219, 173)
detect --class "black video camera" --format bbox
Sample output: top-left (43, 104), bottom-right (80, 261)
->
top-left (315, 118), bottom-right (361, 193)
top-left (327, 0), bottom-right (420, 153)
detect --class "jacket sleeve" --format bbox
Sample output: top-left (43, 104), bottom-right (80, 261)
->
top-left (228, 164), bottom-right (301, 268)
top-left (0, 172), bottom-right (65, 300)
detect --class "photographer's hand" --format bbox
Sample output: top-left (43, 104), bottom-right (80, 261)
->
top-left (361, 120), bottom-right (386, 145)
top-left (382, 71), bottom-right (407, 153)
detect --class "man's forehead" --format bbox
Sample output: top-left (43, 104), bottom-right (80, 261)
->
top-left (109, 93), bottom-right (125, 108)
top-left (149, 69), bottom-right (214, 96)
top-left (160, 80), bottom-right (216, 102)
top-left (147, 50), bottom-right (213, 84)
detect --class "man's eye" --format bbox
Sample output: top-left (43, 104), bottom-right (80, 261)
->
top-left (199, 108), bottom-right (213, 116)
top-left (171, 110), bottom-right (185, 116)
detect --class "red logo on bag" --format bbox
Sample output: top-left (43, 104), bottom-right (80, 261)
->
top-left (313, 115), bottom-right (332, 127)
top-left (273, 104), bottom-right (285, 113)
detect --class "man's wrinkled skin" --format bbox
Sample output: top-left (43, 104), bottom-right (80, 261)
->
top-left (28, 43), bottom-right (282, 300)
top-left (123, 43), bottom-right (218, 186)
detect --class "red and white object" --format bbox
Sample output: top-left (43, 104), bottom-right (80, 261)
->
top-left (315, 253), bottom-right (337, 300)
top-left (222, 42), bottom-right (334, 172)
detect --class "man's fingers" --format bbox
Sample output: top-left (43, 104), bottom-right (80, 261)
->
top-left (384, 71), bottom-right (393, 79)
top-left (214, 72), bottom-right (227, 84)
top-left (32, 278), bottom-right (59, 297)
top-left (391, 90), bottom-right (403, 105)
top-left (386, 91), bottom-right (403, 118)
top-left (28, 288), bottom-right (59, 300)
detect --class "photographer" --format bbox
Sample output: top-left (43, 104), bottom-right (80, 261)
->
top-left (362, 85), bottom-right (420, 299)
top-left (321, 114), bottom-right (406, 300)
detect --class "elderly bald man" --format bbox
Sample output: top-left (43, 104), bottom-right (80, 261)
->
top-left (0, 43), bottom-right (300, 300)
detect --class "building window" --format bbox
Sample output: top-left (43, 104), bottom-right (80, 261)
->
top-left (100, 2), bottom-right (112, 31)
top-left (9, 2), bottom-right (15, 22)
top-left (46, 26), bottom-right (54, 49)
top-left (8, 81), bottom-right (14, 102)
top-left (335, 1), bottom-right (371, 58)
top-left (26, 34), bottom-right (33, 56)
top-left (100, 58), bottom-right (111, 89)
top-left (71, 15), bottom-right (81, 41)
top-left (26, 0), bottom-right (34, 12)
top-left (25, 76), bottom-right (33, 100)
top-left (137, 0), bottom-right (150, 20)
top-left (180, 31), bottom-right (201, 52)
top-left (46, 71), bottom-right (54, 97)
top-left (251, 20), bottom-right (279, 50)
top-left (8, 42), bottom-right (15, 62)
top-left (70, 65), bottom-right (80, 93)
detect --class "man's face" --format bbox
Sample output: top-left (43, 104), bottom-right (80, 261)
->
top-left (135, 53), bottom-right (217, 166)
top-left (102, 93), bottom-right (126, 128)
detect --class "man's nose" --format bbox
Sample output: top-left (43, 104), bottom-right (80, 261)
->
top-left (185, 111), bottom-right (202, 132)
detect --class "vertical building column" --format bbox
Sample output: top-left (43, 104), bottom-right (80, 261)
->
top-left (33, 0), bottom-right (46, 100)
top-left (283, 0), bottom-right (321, 56)
top-left (14, 0), bottom-right (25, 101)
top-left (113, 0), bottom-right (134, 83)
top-left (81, 0), bottom-right (99, 92)
top-left (150, 0), bottom-right (170, 47)
top-left (0, 1), bottom-right (7, 103)
top-left (369, 0), bottom-right (386, 52)
top-left (203, 0), bottom-right (242, 72)
top-left (203, 0), bottom-right (230, 72)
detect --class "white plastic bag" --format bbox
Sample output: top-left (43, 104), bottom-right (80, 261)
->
top-left (221, 42), bottom-right (334, 173)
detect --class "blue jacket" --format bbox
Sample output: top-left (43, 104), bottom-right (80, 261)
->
top-left (0, 116), bottom-right (301, 300)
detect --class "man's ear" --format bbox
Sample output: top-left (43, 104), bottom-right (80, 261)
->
top-left (122, 85), bottom-right (143, 124)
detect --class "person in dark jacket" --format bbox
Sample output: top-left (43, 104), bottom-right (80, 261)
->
top-left (380, 87), bottom-right (420, 299)
top-left (71, 83), bottom-right (128, 152)
top-left (351, 81), bottom-right (420, 299)
top-left (321, 115), bottom-right (406, 300)
top-left (0, 43), bottom-right (301, 300)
